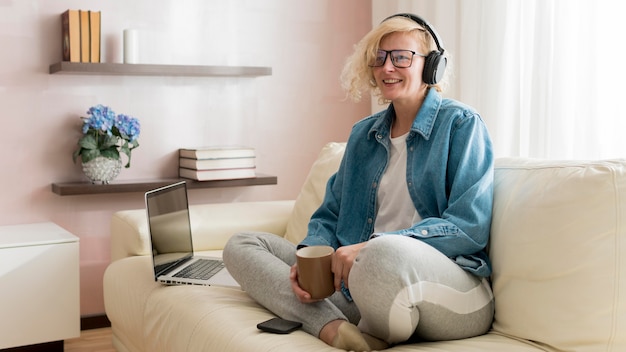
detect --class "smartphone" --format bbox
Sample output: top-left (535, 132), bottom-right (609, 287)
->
top-left (257, 317), bottom-right (303, 334)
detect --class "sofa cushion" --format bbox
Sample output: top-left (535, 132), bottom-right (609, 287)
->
top-left (490, 158), bottom-right (626, 351)
top-left (284, 142), bottom-right (346, 244)
top-left (104, 255), bottom-right (545, 351)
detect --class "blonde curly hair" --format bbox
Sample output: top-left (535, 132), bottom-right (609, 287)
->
top-left (340, 16), bottom-right (448, 104)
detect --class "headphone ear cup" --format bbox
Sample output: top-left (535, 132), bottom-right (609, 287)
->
top-left (423, 51), bottom-right (447, 85)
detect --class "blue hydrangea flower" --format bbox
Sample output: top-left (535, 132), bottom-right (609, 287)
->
top-left (115, 114), bottom-right (141, 142)
top-left (82, 104), bottom-right (116, 134)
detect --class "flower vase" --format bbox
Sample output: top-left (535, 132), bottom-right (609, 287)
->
top-left (82, 157), bottom-right (122, 184)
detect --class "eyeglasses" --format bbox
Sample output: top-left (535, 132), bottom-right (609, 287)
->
top-left (369, 49), bottom-right (426, 68)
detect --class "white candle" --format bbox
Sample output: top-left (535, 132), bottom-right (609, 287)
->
top-left (123, 29), bottom-right (138, 64)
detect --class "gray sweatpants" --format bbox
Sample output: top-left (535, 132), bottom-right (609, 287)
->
top-left (223, 232), bottom-right (494, 344)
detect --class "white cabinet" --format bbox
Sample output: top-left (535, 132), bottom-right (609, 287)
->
top-left (0, 222), bottom-right (80, 349)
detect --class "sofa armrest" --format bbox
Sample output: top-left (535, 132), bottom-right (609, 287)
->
top-left (110, 200), bottom-right (295, 262)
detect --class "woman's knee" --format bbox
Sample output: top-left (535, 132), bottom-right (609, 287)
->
top-left (223, 232), bottom-right (247, 268)
top-left (223, 232), bottom-right (248, 257)
top-left (224, 231), bottom-right (297, 267)
top-left (223, 232), bottom-right (269, 265)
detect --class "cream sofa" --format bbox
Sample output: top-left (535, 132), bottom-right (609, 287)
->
top-left (104, 142), bottom-right (626, 352)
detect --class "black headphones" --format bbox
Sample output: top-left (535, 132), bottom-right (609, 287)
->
top-left (382, 13), bottom-right (447, 85)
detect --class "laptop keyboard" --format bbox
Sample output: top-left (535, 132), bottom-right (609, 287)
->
top-left (173, 259), bottom-right (224, 280)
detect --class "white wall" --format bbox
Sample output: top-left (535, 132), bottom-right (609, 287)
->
top-left (0, 0), bottom-right (371, 315)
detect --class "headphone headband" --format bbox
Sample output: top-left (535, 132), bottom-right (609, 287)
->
top-left (382, 13), bottom-right (445, 55)
top-left (381, 13), bottom-right (447, 85)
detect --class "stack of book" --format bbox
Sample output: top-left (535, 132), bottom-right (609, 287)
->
top-left (178, 146), bottom-right (257, 181)
top-left (62, 9), bottom-right (101, 63)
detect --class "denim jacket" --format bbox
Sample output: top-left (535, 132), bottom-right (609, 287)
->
top-left (299, 88), bottom-right (494, 278)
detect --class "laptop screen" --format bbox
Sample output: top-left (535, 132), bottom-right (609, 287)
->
top-left (145, 181), bottom-right (194, 279)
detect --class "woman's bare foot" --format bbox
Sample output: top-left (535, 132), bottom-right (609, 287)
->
top-left (319, 320), bottom-right (387, 351)
top-left (319, 319), bottom-right (345, 346)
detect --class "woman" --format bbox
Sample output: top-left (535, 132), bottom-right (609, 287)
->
top-left (223, 13), bottom-right (494, 351)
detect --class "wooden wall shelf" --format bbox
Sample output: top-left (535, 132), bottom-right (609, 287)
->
top-left (49, 62), bottom-right (275, 195)
top-left (49, 62), bottom-right (272, 77)
top-left (51, 174), bottom-right (277, 196)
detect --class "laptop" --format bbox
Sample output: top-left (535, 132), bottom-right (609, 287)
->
top-left (145, 181), bottom-right (240, 288)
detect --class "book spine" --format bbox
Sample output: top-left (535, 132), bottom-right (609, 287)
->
top-left (179, 150), bottom-right (255, 160)
top-left (79, 10), bottom-right (91, 63)
top-left (89, 11), bottom-right (101, 63)
top-left (61, 10), bottom-right (70, 61)
top-left (179, 148), bottom-right (256, 160)
top-left (179, 167), bottom-right (256, 181)
top-left (61, 10), bottom-right (80, 62)
top-left (179, 157), bottom-right (256, 170)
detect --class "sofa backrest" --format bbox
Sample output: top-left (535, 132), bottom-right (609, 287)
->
top-left (110, 200), bottom-right (295, 261)
top-left (490, 158), bottom-right (626, 351)
top-left (284, 142), bottom-right (346, 244)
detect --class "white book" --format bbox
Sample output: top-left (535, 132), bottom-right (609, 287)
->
top-left (179, 146), bottom-right (255, 160)
top-left (179, 157), bottom-right (256, 170)
top-left (179, 167), bottom-right (256, 181)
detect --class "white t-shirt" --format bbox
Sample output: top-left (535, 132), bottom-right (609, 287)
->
top-left (374, 132), bottom-right (422, 233)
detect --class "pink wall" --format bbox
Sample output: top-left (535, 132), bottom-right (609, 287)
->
top-left (0, 1), bottom-right (371, 316)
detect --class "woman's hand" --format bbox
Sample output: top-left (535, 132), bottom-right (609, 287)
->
top-left (290, 242), bottom-right (368, 302)
top-left (290, 263), bottom-right (324, 303)
top-left (332, 242), bottom-right (367, 290)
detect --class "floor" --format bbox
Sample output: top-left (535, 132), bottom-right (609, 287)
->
top-left (64, 328), bottom-right (115, 352)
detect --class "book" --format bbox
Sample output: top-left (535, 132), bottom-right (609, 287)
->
top-left (179, 146), bottom-right (256, 160)
top-left (179, 157), bottom-right (256, 170)
top-left (79, 10), bottom-right (90, 62)
top-left (179, 167), bottom-right (256, 181)
top-left (89, 11), bottom-right (101, 63)
top-left (61, 10), bottom-right (80, 62)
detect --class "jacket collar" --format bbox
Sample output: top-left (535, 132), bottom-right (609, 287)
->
top-left (369, 88), bottom-right (442, 141)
